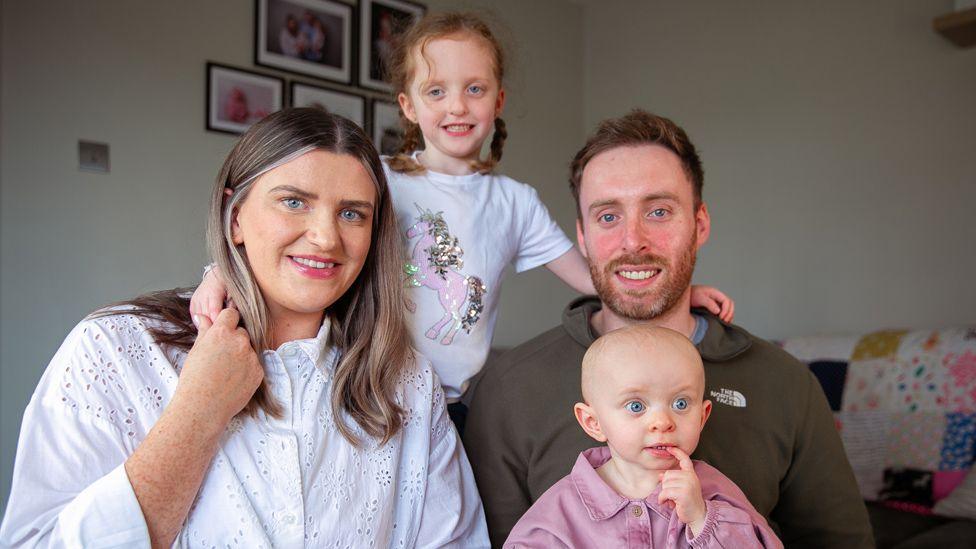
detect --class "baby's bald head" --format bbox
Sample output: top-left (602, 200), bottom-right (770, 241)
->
top-left (580, 325), bottom-right (705, 404)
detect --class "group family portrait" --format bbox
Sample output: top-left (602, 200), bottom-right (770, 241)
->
top-left (2, 1), bottom-right (974, 548)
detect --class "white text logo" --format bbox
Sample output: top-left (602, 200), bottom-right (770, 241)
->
top-left (710, 388), bottom-right (747, 408)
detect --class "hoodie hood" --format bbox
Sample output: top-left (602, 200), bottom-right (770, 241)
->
top-left (561, 296), bottom-right (752, 362)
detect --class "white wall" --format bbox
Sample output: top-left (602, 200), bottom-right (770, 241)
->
top-left (582, 0), bottom-right (976, 339)
top-left (0, 0), bottom-right (584, 516)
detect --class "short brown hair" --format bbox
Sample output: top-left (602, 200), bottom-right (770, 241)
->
top-left (569, 109), bottom-right (704, 219)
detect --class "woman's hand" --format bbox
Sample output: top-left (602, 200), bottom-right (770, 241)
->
top-left (125, 308), bottom-right (264, 547)
top-left (173, 308), bottom-right (264, 428)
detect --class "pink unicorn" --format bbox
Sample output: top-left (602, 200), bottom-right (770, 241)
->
top-left (404, 207), bottom-right (486, 345)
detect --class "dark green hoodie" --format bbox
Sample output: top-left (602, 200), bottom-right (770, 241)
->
top-left (464, 296), bottom-right (873, 548)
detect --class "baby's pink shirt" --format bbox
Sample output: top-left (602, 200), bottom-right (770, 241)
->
top-left (504, 447), bottom-right (783, 548)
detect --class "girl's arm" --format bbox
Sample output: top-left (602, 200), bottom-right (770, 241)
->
top-left (189, 266), bottom-right (231, 326)
top-left (545, 248), bottom-right (596, 294)
top-left (546, 248), bottom-right (735, 322)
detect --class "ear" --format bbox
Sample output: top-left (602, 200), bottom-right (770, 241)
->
top-left (700, 399), bottom-right (713, 428)
top-left (397, 92), bottom-right (417, 124)
top-left (694, 202), bottom-right (711, 250)
top-left (230, 204), bottom-right (245, 245)
top-left (494, 87), bottom-right (506, 117)
top-left (576, 219), bottom-right (588, 259)
top-left (574, 402), bottom-right (607, 443)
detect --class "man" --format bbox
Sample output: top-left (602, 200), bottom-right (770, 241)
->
top-left (464, 110), bottom-right (873, 548)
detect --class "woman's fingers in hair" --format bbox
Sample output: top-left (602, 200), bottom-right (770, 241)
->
top-left (213, 307), bottom-right (241, 329)
top-left (180, 307), bottom-right (260, 425)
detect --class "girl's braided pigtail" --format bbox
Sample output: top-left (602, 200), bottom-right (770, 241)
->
top-left (386, 111), bottom-right (426, 174)
top-left (472, 117), bottom-right (507, 174)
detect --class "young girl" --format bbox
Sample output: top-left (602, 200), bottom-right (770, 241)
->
top-left (192, 12), bottom-right (733, 427)
top-left (505, 326), bottom-right (780, 547)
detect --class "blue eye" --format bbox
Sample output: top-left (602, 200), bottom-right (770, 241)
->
top-left (468, 85), bottom-right (484, 94)
top-left (649, 208), bottom-right (668, 218)
top-left (599, 213), bottom-right (617, 223)
top-left (340, 209), bottom-right (364, 221)
top-left (626, 401), bottom-right (645, 413)
top-left (283, 198), bottom-right (304, 209)
top-left (427, 88), bottom-right (444, 98)
top-left (672, 398), bottom-right (689, 411)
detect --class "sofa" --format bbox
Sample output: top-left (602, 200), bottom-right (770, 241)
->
top-left (781, 327), bottom-right (976, 548)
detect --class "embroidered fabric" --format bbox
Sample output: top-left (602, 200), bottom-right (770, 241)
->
top-left (387, 158), bottom-right (574, 399)
top-left (0, 311), bottom-right (489, 547)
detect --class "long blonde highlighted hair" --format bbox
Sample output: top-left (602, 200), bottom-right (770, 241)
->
top-left (108, 108), bottom-right (411, 445)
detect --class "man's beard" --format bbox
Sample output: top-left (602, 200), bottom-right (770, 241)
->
top-left (588, 238), bottom-right (697, 321)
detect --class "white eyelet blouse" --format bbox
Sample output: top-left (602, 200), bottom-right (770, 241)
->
top-left (0, 311), bottom-right (489, 548)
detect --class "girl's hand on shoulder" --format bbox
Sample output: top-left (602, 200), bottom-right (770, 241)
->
top-left (658, 447), bottom-right (708, 536)
top-left (190, 266), bottom-right (234, 327)
top-left (689, 284), bottom-right (735, 323)
top-left (172, 309), bottom-right (263, 429)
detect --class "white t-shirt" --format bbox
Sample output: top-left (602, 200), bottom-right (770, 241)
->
top-left (386, 159), bottom-right (574, 399)
top-left (0, 311), bottom-right (489, 547)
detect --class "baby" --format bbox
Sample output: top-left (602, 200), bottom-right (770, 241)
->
top-left (505, 326), bottom-right (782, 548)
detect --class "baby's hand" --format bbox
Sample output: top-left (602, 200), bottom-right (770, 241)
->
top-left (689, 284), bottom-right (735, 323)
top-left (190, 266), bottom-right (233, 328)
top-left (658, 447), bottom-right (707, 536)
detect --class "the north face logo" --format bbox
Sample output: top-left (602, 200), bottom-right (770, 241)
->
top-left (710, 388), bottom-right (747, 408)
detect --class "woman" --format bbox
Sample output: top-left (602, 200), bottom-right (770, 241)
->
top-left (0, 109), bottom-right (489, 547)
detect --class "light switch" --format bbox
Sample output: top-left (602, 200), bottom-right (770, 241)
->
top-left (79, 140), bottom-right (110, 172)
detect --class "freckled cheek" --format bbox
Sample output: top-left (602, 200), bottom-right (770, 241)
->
top-left (341, 227), bottom-right (373, 264)
top-left (252, 217), bottom-right (306, 258)
top-left (590, 231), bottom-right (623, 260)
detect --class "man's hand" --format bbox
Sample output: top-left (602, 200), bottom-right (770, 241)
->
top-left (658, 447), bottom-right (708, 536)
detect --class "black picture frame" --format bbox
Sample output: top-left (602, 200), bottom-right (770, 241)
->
top-left (371, 99), bottom-right (403, 156)
top-left (290, 81), bottom-right (367, 129)
top-left (359, 0), bottom-right (426, 91)
top-left (206, 62), bottom-right (285, 135)
top-left (255, 0), bottom-right (354, 84)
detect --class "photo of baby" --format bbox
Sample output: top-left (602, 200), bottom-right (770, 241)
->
top-left (206, 63), bottom-right (283, 135)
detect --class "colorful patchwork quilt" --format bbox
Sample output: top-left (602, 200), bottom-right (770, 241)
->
top-left (782, 327), bottom-right (976, 514)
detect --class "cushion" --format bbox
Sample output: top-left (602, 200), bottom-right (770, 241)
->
top-left (784, 327), bottom-right (976, 511)
top-left (842, 328), bottom-right (976, 506)
top-left (934, 466), bottom-right (976, 520)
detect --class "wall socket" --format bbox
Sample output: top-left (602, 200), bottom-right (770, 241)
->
top-left (79, 140), bottom-right (110, 172)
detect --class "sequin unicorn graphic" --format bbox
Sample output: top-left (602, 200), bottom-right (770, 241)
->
top-left (404, 206), bottom-right (487, 345)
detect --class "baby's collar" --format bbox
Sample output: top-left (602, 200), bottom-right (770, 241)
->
top-left (571, 447), bottom-right (672, 522)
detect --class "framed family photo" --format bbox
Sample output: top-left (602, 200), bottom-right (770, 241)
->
top-left (371, 100), bottom-right (403, 156)
top-left (255, 0), bottom-right (353, 84)
top-left (290, 82), bottom-right (366, 128)
top-left (206, 62), bottom-right (284, 135)
top-left (359, 0), bottom-right (426, 91)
